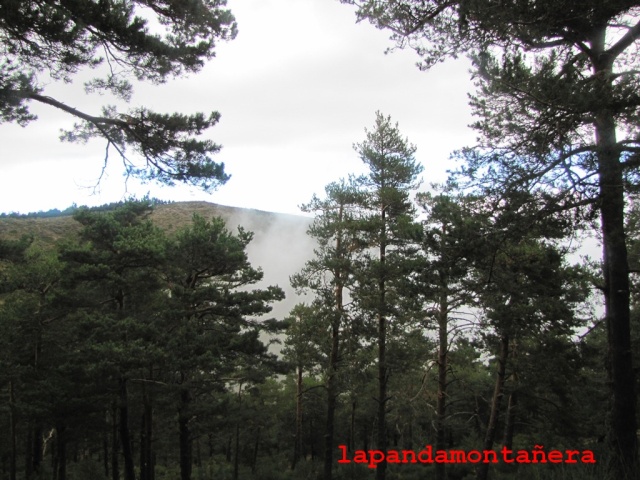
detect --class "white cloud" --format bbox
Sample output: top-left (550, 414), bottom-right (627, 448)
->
top-left (0, 0), bottom-right (476, 216)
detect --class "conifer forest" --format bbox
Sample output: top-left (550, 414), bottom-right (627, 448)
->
top-left (2, 1), bottom-right (640, 480)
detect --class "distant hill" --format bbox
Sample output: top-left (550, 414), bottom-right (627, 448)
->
top-left (0, 201), bottom-right (315, 322)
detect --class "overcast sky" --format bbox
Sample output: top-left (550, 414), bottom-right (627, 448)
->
top-left (0, 0), bottom-right (476, 216)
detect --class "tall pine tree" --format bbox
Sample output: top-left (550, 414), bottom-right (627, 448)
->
top-left (351, 112), bottom-right (422, 480)
top-left (339, 3), bottom-right (640, 475)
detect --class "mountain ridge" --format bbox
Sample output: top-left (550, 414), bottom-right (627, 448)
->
top-left (0, 201), bottom-right (315, 320)
top-left (0, 200), bottom-right (310, 242)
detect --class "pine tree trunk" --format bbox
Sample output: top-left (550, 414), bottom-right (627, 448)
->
top-left (376, 304), bottom-right (388, 480)
top-left (111, 403), bottom-right (120, 480)
top-left (435, 272), bottom-right (449, 480)
top-left (323, 249), bottom-right (344, 480)
top-left (103, 411), bottom-right (110, 478)
top-left (291, 365), bottom-right (303, 470)
top-left (25, 423), bottom-right (33, 479)
top-left (362, 423), bottom-right (369, 451)
top-left (251, 427), bottom-right (260, 474)
top-left (503, 344), bottom-right (518, 457)
top-left (140, 411), bottom-right (147, 480)
top-left (590, 27), bottom-right (639, 480)
top-left (233, 422), bottom-right (240, 480)
top-left (179, 388), bottom-right (192, 480)
top-left (476, 334), bottom-right (509, 480)
top-left (376, 207), bottom-right (388, 480)
top-left (9, 380), bottom-right (17, 480)
top-left (140, 388), bottom-right (153, 480)
top-left (309, 417), bottom-right (316, 460)
top-left (119, 378), bottom-right (136, 480)
top-left (503, 391), bottom-right (517, 452)
top-left (29, 301), bottom-right (43, 479)
top-left (323, 321), bottom-right (340, 480)
top-left (226, 436), bottom-right (232, 463)
top-left (51, 434), bottom-right (58, 480)
top-left (56, 424), bottom-right (67, 480)
top-left (195, 438), bottom-right (202, 469)
top-left (31, 423), bottom-right (43, 478)
top-left (349, 399), bottom-right (356, 453)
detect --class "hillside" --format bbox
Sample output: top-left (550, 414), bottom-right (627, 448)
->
top-left (0, 201), bottom-right (314, 321)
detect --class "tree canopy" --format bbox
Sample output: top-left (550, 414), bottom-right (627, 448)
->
top-left (0, 179), bottom-right (610, 479)
top-left (340, 1), bottom-right (640, 477)
top-left (1, 0), bottom-right (237, 190)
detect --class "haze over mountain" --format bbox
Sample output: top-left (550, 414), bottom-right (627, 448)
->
top-left (0, 201), bottom-right (315, 324)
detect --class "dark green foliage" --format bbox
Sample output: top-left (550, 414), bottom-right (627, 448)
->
top-left (351, 112), bottom-right (423, 480)
top-left (0, 138), bottom-right (617, 480)
top-left (0, 234), bottom-right (32, 264)
top-left (1, 0), bottom-right (237, 190)
top-left (0, 189), bottom-right (614, 480)
top-left (340, 2), bottom-right (640, 477)
top-left (0, 198), bottom-right (174, 219)
top-left (0, 200), bottom-right (287, 480)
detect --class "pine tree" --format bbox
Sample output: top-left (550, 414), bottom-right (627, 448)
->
top-left (0, 242), bottom-right (65, 480)
top-left (0, 1), bottom-right (237, 190)
top-left (413, 190), bottom-right (485, 480)
top-left (163, 214), bottom-right (284, 480)
top-left (62, 200), bottom-right (168, 480)
top-left (351, 112), bottom-right (422, 480)
top-left (472, 218), bottom-right (590, 480)
top-left (339, 3), bottom-right (640, 476)
top-left (281, 303), bottom-right (325, 471)
top-left (291, 178), bottom-right (363, 480)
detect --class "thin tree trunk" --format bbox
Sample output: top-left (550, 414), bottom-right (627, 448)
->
top-left (476, 334), bottom-right (509, 480)
top-left (140, 380), bottom-right (153, 480)
top-left (31, 423), bottom-right (43, 478)
top-left (56, 424), bottom-right (67, 480)
top-left (503, 391), bottom-right (517, 452)
top-left (29, 301), bottom-right (44, 479)
top-left (195, 438), bottom-right (201, 468)
top-left (119, 378), bottom-right (136, 480)
top-left (233, 422), bottom-right (240, 480)
top-left (140, 410), bottom-right (147, 480)
top-left (309, 417), bottom-right (316, 460)
top-left (179, 387), bottom-right (192, 480)
top-left (103, 411), bottom-right (110, 478)
top-left (226, 436), bottom-right (232, 463)
top-left (112, 403), bottom-right (120, 480)
top-left (376, 206), bottom-right (388, 480)
top-left (323, 228), bottom-right (345, 480)
top-left (233, 382), bottom-right (242, 480)
top-left (140, 405), bottom-right (152, 480)
top-left (503, 343), bottom-right (518, 455)
top-left (590, 27), bottom-right (638, 480)
top-left (362, 423), bottom-right (369, 451)
top-left (292, 365), bottom-right (303, 470)
top-left (376, 304), bottom-right (388, 480)
top-left (9, 380), bottom-right (17, 480)
top-left (435, 270), bottom-right (449, 480)
top-left (25, 423), bottom-right (33, 479)
top-left (51, 432), bottom-right (58, 480)
top-left (323, 322), bottom-right (340, 480)
top-left (251, 427), bottom-right (260, 474)
top-left (349, 400), bottom-right (356, 453)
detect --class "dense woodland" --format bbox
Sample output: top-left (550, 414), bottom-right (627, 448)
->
top-left (3, 0), bottom-right (640, 479)
top-left (0, 114), bottom-right (633, 480)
